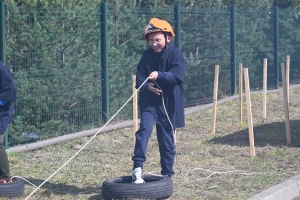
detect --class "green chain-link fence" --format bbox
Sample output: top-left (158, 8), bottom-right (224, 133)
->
top-left (3, 4), bottom-right (102, 146)
top-left (1, 2), bottom-right (300, 147)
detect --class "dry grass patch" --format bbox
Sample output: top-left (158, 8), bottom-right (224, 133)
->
top-left (2, 86), bottom-right (300, 200)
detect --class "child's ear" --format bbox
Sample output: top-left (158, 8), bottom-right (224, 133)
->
top-left (167, 34), bottom-right (173, 42)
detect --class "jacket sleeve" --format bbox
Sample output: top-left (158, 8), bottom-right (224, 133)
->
top-left (157, 71), bottom-right (180, 85)
top-left (0, 71), bottom-right (16, 102)
top-left (156, 47), bottom-right (186, 85)
top-left (135, 53), bottom-right (150, 95)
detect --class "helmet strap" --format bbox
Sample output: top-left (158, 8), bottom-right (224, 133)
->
top-left (163, 32), bottom-right (168, 46)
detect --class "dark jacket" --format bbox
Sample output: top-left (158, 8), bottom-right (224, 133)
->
top-left (136, 43), bottom-right (186, 129)
top-left (0, 62), bottom-right (16, 102)
top-left (0, 62), bottom-right (16, 133)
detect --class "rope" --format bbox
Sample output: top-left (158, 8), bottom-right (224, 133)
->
top-left (153, 81), bottom-right (253, 189)
top-left (25, 77), bottom-right (149, 200)
top-left (24, 76), bottom-right (253, 198)
top-left (12, 176), bottom-right (102, 195)
top-left (153, 81), bottom-right (186, 175)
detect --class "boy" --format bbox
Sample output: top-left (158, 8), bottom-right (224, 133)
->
top-left (132, 18), bottom-right (186, 183)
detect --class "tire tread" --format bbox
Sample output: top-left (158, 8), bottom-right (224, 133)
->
top-left (102, 175), bottom-right (173, 200)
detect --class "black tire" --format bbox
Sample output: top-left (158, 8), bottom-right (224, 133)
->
top-left (102, 175), bottom-right (173, 200)
top-left (0, 177), bottom-right (25, 197)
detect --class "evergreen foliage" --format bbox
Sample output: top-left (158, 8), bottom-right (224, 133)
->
top-left (180, 6), bottom-right (231, 105)
top-left (5, 5), bottom-right (102, 143)
top-left (5, 0), bottom-right (300, 8)
top-left (2, 0), bottom-right (300, 146)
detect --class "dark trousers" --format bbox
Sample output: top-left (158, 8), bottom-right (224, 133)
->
top-left (0, 133), bottom-right (9, 181)
top-left (132, 111), bottom-right (175, 176)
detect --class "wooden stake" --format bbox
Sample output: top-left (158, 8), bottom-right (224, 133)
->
top-left (239, 63), bottom-right (243, 123)
top-left (281, 63), bottom-right (291, 145)
top-left (263, 58), bottom-right (267, 119)
top-left (286, 55), bottom-right (290, 104)
top-left (132, 75), bottom-right (138, 145)
top-left (211, 65), bottom-right (219, 134)
top-left (243, 68), bottom-right (255, 157)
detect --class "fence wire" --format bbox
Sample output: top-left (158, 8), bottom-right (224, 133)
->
top-left (2, 5), bottom-right (300, 146)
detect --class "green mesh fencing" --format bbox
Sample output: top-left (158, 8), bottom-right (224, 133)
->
top-left (2, 4), bottom-right (300, 147)
top-left (278, 8), bottom-right (300, 84)
top-left (180, 8), bottom-right (231, 106)
top-left (235, 8), bottom-right (275, 90)
top-left (5, 6), bottom-right (102, 146)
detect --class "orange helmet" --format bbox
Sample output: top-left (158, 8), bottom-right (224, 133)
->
top-left (144, 18), bottom-right (175, 41)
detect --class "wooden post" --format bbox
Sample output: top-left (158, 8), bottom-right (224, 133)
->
top-left (263, 58), bottom-right (267, 119)
top-left (211, 65), bottom-right (219, 134)
top-left (286, 55), bottom-right (290, 104)
top-left (243, 68), bottom-right (255, 157)
top-left (239, 63), bottom-right (243, 123)
top-left (132, 75), bottom-right (138, 145)
top-left (281, 63), bottom-right (291, 144)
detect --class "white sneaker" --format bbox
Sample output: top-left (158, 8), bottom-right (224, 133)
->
top-left (132, 167), bottom-right (145, 184)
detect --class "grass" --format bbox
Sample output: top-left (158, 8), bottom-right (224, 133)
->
top-left (2, 86), bottom-right (300, 200)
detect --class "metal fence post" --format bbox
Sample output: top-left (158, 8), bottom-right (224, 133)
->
top-left (0, 1), bottom-right (8, 149)
top-left (230, 5), bottom-right (236, 95)
top-left (0, 1), bottom-right (5, 64)
top-left (4, 129), bottom-right (8, 149)
top-left (274, 6), bottom-right (279, 88)
top-left (100, 2), bottom-right (109, 122)
top-left (174, 4), bottom-right (181, 50)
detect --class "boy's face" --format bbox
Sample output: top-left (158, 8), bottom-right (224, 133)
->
top-left (147, 32), bottom-right (171, 52)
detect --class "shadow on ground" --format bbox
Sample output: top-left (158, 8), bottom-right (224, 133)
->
top-left (208, 120), bottom-right (300, 147)
top-left (24, 178), bottom-right (103, 197)
top-left (88, 194), bottom-right (105, 200)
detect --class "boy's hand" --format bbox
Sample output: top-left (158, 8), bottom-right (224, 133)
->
top-left (148, 71), bottom-right (158, 81)
top-left (148, 83), bottom-right (162, 95)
